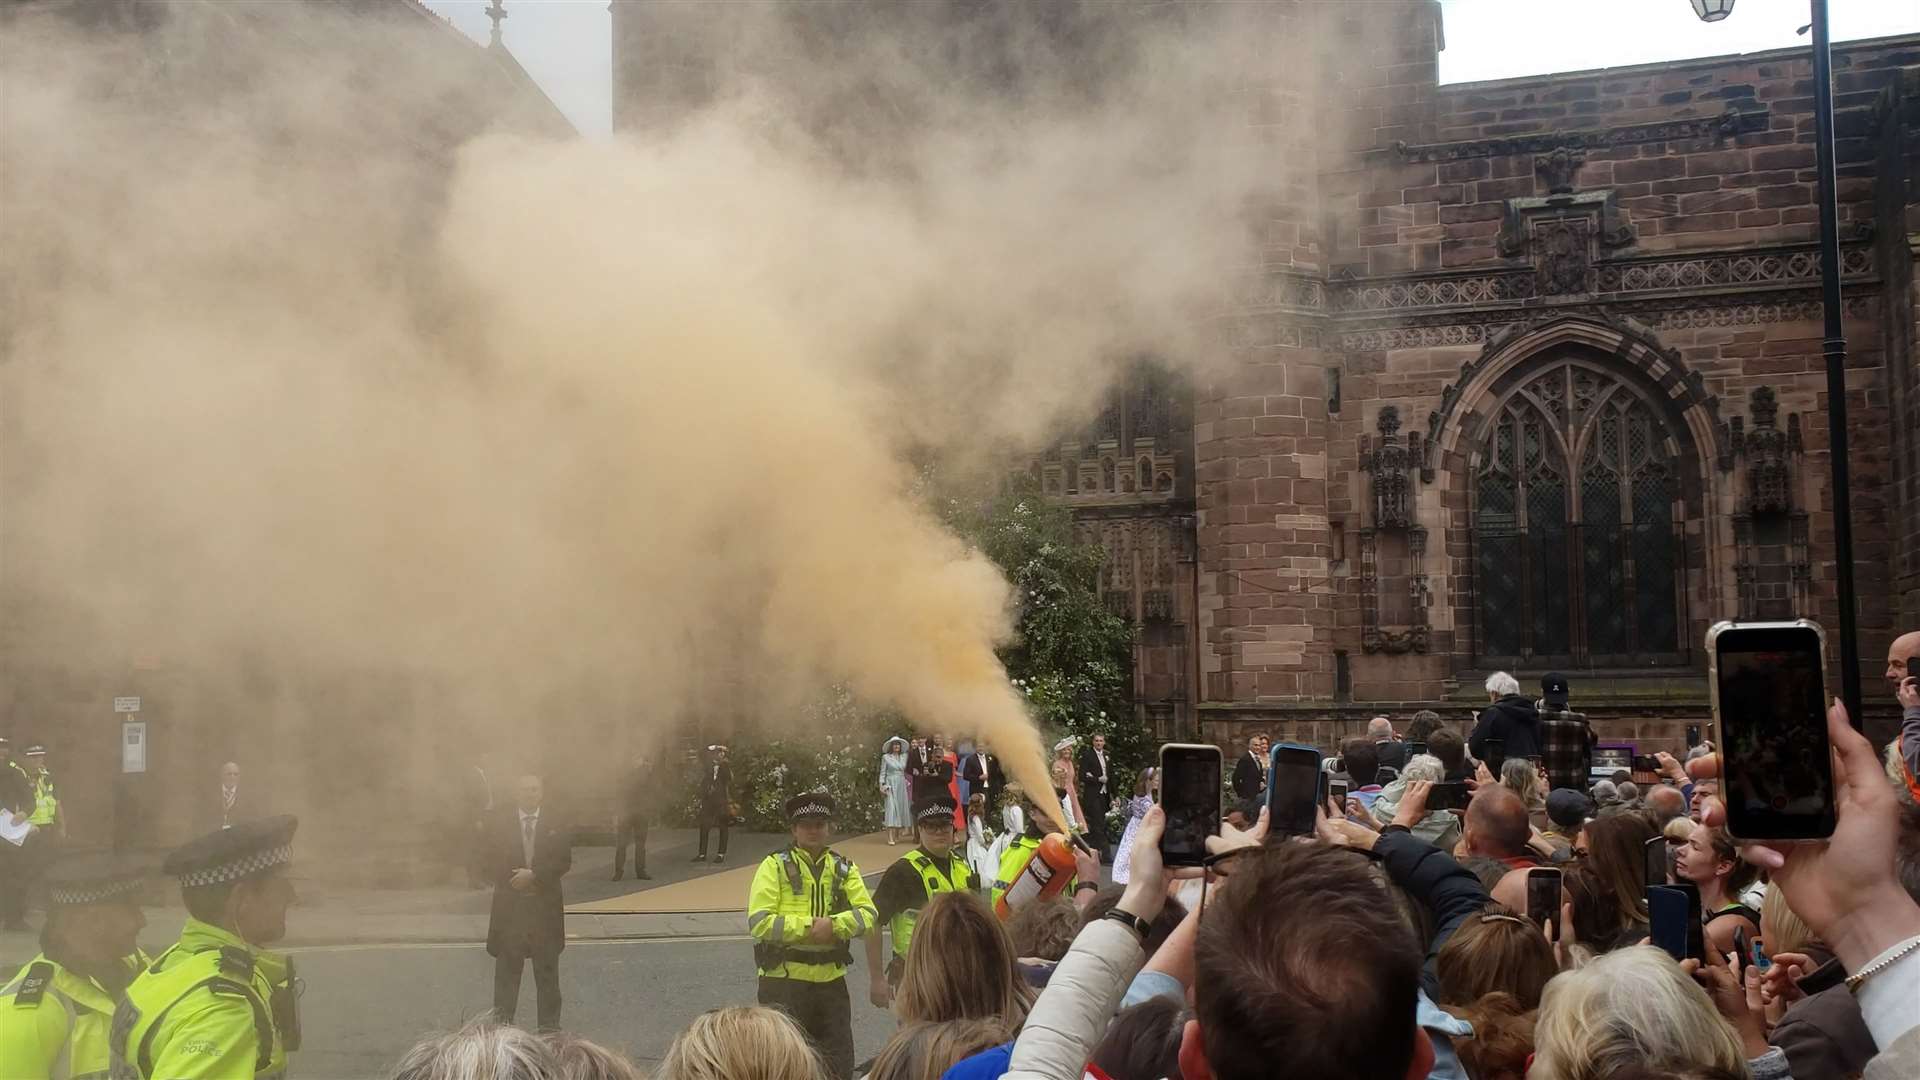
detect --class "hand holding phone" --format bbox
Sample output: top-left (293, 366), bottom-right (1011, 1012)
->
top-left (1156, 743), bottom-right (1222, 869)
top-left (1707, 620), bottom-right (1837, 841)
top-left (1426, 781), bottom-right (1470, 811)
top-left (1267, 743), bottom-right (1323, 840)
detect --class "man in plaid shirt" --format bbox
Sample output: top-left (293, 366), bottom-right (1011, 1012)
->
top-left (1536, 672), bottom-right (1595, 792)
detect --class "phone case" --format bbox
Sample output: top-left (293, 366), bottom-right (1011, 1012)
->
top-left (1704, 618), bottom-right (1829, 842)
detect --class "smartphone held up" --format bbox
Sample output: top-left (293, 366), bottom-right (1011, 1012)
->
top-left (1157, 743), bottom-right (1221, 869)
top-left (1706, 619), bottom-right (1837, 841)
top-left (1268, 743), bottom-right (1323, 840)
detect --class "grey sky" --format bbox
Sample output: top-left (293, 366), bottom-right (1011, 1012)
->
top-left (420, 0), bottom-right (1920, 138)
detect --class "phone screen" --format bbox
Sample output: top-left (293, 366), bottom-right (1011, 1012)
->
top-left (1672, 880), bottom-right (1706, 962)
top-left (1329, 778), bottom-right (1350, 808)
top-left (1428, 781), bottom-right (1470, 811)
top-left (1632, 755), bottom-right (1660, 773)
top-left (1267, 745), bottom-right (1322, 838)
top-left (1648, 886), bottom-right (1690, 962)
top-left (1526, 868), bottom-right (1562, 930)
top-left (1157, 744), bottom-right (1222, 868)
top-left (1406, 741), bottom-right (1428, 760)
top-left (1714, 623), bottom-right (1836, 840)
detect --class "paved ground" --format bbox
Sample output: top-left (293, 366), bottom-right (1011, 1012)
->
top-left (287, 936), bottom-right (902, 1077)
top-left (0, 828), bottom-right (993, 1075)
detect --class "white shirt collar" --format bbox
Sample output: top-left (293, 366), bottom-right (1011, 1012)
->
top-left (519, 808), bottom-right (539, 821)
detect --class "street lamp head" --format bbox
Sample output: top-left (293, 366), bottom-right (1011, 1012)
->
top-left (1690, 0), bottom-right (1736, 22)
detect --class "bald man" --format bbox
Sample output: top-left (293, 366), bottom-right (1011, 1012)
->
top-left (1644, 783), bottom-right (1688, 826)
top-left (1368, 715), bottom-right (1406, 775)
top-left (1890, 631), bottom-right (1920, 800)
top-left (1462, 784), bottom-right (1536, 872)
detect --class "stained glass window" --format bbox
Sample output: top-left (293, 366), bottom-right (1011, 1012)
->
top-left (1474, 360), bottom-right (1684, 664)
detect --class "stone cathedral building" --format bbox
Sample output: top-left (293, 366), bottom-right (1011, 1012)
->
top-left (615, 1), bottom-right (1920, 753)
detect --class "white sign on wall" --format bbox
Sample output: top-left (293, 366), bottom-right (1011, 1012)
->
top-left (122, 721), bottom-right (147, 773)
top-left (113, 697), bottom-right (141, 713)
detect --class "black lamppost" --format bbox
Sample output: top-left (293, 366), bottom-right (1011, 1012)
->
top-left (1691, 0), bottom-right (1862, 724)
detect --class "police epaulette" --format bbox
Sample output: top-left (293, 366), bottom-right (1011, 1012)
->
top-left (217, 946), bottom-right (255, 980)
top-left (12, 962), bottom-right (51, 1007)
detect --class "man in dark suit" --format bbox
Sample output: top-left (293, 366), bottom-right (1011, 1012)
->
top-left (1076, 734), bottom-right (1113, 858)
top-left (486, 773), bottom-right (570, 1031)
top-left (1232, 732), bottom-right (1269, 803)
top-left (696, 745), bottom-right (732, 864)
top-left (961, 743), bottom-right (1006, 817)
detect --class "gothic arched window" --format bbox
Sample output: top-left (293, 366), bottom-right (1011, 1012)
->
top-left (1473, 360), bottom-right (1684, 665)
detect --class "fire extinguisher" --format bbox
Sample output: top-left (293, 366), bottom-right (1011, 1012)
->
top-left (994, 832), bottom-right (1075, 920)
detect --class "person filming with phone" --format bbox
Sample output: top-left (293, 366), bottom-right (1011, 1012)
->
top-left (1889, 630), bottom-right (1920, 804)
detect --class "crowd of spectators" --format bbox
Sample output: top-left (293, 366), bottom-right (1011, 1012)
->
top-left (385, 667), bottom-right (1920, 1080)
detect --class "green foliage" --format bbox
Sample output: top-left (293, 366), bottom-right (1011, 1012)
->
top-left (931, 471), bottom-right (1146, 814)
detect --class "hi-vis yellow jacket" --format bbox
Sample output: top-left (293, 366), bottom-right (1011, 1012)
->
top-left (0, 950), bottom-right (147, 1080)
top-left (111, 919), bottom-right (296, 1080)
top-left (747, 846), bottom-right (876, 983)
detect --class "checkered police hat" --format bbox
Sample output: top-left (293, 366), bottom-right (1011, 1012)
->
top-left (784, 791), bottom-right (836, 821)
top-left (914, 796), bottom-right (956, 825)
top-left (164, 814), bottom-right (298, 888)
top-left (45, 853), bottom-right (150, 907)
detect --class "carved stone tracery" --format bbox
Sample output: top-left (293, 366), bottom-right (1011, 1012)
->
top-left (1727, 386), bottom-right (1809, 620)
top-left (1358, 406), bottom-right (1431, 654)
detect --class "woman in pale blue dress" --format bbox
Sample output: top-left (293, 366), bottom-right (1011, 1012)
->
top-left (879, 736), bottom-right (912, 844)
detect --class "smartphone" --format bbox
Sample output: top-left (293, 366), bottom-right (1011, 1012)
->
top-left (1156, 743), bottom-right (1222, 869)
top-left (1526, 868), bottom-right (1563, 931)
top-left (1707, 620), bottom-right (1837, 841)
top-left (1643, 834), bottom-right (1668, 886)
top-left (1483, 737), bottom-right (1507, 775)
top-left (1673, 880), bottom-right (1706, 963)
top-left (1427, 781), bottom-right (1471, 811)
top-left (1406, 740), bottom-right (1428, 760)
top-left (1648, 885), bottom-right (1692, 962)
top-left (1329, 778), bottom-right (1350, 807)
top-left (1632, 754), bottom-right (1661, 774)
top-left (1749, 935), bottom-right (1772, 973)
top-left (1267, 743), bottom-right (1323, 839)
top-left (1734, 927), bottom-right (1753, 968)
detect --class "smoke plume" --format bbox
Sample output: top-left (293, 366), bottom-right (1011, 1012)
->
top-left (0, 0), bottom-right (1320, 837)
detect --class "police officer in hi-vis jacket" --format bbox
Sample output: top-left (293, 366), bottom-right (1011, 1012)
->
top-left (864, 794), bottom-right (976, 1009)
top-left (0, 854), bottom-right (150, 1080)
top-left (112, 815), bottom-right (302, 1080)
top-left (746, 791), bottom-right (876, 1080)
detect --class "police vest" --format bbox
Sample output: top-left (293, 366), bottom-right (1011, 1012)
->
top-left (888, 850), bottom-right (973, 960)
top-left (0, 954), bottom-right (127, 1080)
top-left (110, 943), bottom-right (289, 1080)
top-left (30, 771), bottom-right (57, 827)
top-left (749, 848), bottom-right (865, 983)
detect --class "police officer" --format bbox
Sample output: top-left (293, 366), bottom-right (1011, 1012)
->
top-left (746, 792), bottom-right (875, 1080)
top-left (112, 815), bottom-right (301, 1080)
top-left (0, 735), bottom-right (35, 931)
top-left (864, 794), bottom-right (974, 1009)
top-left (23, 746), bottom-right (58, 838)
top-left (991, 789), bottom-right (1052, 912)
top-left (0, 854), bottom-right (150, 1079)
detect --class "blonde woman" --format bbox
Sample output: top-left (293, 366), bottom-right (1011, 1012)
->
top-left (655, 1007), bottom-right (825, 1080)
top-left (894, 891), bottom-right (1036, 1029)
top-left (1499, 757), bottom-right (1546, 832)
top-left (1050, 738), bottom-right (1085, 832)
top-left (880, 737), bottom-right (911, 845)
top-left (865, 1019), bottom-right (1010, 1080)
top-left (1530, 946), bottom-right (1784, 1080)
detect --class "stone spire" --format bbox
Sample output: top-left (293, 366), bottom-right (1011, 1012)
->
top-left (486, 0), bottom-right (506, 48)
